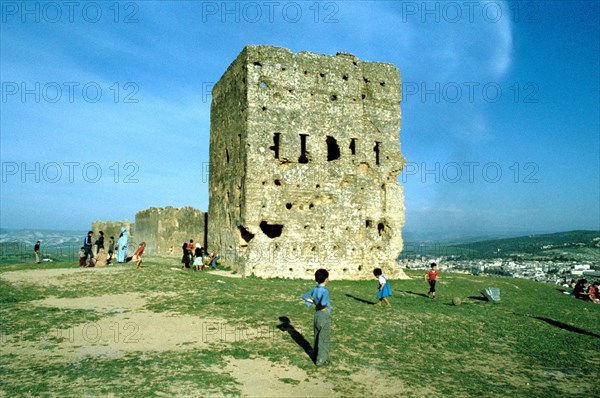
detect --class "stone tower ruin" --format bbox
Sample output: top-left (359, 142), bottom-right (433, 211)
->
top-left (208, 45), bottom-right (406, 279)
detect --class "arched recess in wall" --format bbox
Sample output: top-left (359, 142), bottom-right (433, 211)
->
top-left (260, 221), bottom-right (283, 238)
top-left (237, 225), bottom-right (255, 246)
top-left (326, 136), bottom-right (340, 161)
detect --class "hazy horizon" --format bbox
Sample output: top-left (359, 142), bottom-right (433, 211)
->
top-left (2, 226), bottom-right (597, 245)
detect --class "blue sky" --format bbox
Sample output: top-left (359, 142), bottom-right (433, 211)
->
top-left (1, 0), bottom-right (599, 240)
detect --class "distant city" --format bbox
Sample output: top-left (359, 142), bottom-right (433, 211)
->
top-left (401, 258), bottom-right (600, 285)
top-left (400, 232), bottom-right (600, 284)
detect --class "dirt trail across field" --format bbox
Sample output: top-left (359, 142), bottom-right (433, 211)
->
top-left (3, 267), bottom-right (389, 396)
top-left (0, 266), bottom-right (127, 286)
top-left (3, 291), bottom-right (268, 360)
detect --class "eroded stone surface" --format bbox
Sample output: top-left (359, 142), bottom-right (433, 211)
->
top-left (93, 206), bottom-right (206, 255)
top-left (208, 45), bottom-right (406, 279)
top-left (134, 206), bottom-right (206, 255)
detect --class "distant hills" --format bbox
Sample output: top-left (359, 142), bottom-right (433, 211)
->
top-left (450, 230), bottom-right (599, 260)
top-left (403, 230), bottom-right (599, 263)
top-left (0, 229), bottom-right (86, 264)
top-left (0, 229), bottom-right (85, 248)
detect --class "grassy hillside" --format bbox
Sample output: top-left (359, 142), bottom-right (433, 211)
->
top-left (1, 259), bottom-right (598, 397)
top-left (452, 230), bottom-right (600, 259)
top-left (403, 230), bottom-right (600, 262)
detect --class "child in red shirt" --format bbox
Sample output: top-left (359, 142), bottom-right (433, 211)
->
top-left (424, 263), bottom-right (439, 299)
top-left (587, 282), bottom-right (599, 304)
top-left (131, 242), bottom-right (146, 268)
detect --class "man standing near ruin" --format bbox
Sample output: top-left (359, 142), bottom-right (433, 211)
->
top-left (83, 231), bottom-right (94, 262)
top-left (34, 240), bottom-right (41, 264)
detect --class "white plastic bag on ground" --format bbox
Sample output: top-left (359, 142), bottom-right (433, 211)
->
top-left (481, 287), bottom-right (501, 302)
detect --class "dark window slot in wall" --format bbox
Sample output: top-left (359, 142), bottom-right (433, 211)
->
top-left (327, 136), bottom-right (340, 161)
top-left (299, 134), bottom-right (309, 163)
top-left (374, 142), bottom-right (381, 165)
top-left (349, 138), bottom-right (356, 155)
top-left (270, 133), bottom-right (280, 159)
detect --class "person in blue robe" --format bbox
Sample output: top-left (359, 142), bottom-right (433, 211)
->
top-left (117, 227), bottom-right (128, 263)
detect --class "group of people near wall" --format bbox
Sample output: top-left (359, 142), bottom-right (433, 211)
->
top-left (565, 278), bottom-right (600, 303)
top-left (80, 228), bottom-right (146, 269)
top-left (76, 230), bottom-right (220, 271)
top-left (181, 240), bottom-right (219, 271)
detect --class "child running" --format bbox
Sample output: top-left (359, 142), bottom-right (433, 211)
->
top-left (373, 268), bottom-right (392, 307)
top-left (131, 242), bottom-right (146, 268)
top-left (302, 268), bottom-right (331, 366)
top-left (425, 262), bottom-right (439, 299)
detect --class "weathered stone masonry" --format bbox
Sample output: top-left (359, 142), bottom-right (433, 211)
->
top-left (134, 206), bottom-right (206, 255)
top-left (208, 45), bottom-right (407, 279)
top-left (93, 206), bottom-right (205, 255)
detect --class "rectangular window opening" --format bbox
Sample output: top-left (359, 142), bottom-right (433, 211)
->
top-left (299, 134), bottom-right (309, 163)
top-left (269, 133), bottom-right (280, 159)
top-left (350, 138), bottom-right (356, 155)
top-left (374, 142), bottom-right (381, 165)
top-left (326, 136), bottom-right (340, 161)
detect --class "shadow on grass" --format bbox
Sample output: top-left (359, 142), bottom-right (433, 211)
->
top-left (345, 294), bottom-right (375, 305)
top-left (467, 296), bottom-right (488, 302)
top-left (277, 316), bottom-right (313, 361)
top-left (514, 313), bottom-right (600, 339)
top-left (532, 316), bottom-right (600, 339)
top-left (556, 288), bottom-right (571, 294)
top-left (403, 291), bottom-right (429, 298)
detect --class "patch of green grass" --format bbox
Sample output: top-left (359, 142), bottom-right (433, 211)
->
top-left (1, 260), bottom-right (599, 397)
top-left (0, 349), bottom-right (241, 397)
top-left (279, 377), bottom-right (300, 385)
top-left (0, 279), bottom-right (103, 344)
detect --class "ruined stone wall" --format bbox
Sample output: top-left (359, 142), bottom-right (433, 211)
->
top-left (134, 206), bottom-right (205, 255)
top-left (92, 207), bottom-right (205, 255)
top-left (209, 45), bottom-right (406, 280)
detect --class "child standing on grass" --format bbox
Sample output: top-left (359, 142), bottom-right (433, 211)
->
top-left (425, 263), bottom-right (439, 299)
top-left (302, 268), bottom-right (331, 366)
top-left (107, 236), bottom-right (115, 265)
top-left (78, 247), bottom-right (86, 267)
top-left (193, 253), bottom-right (203, 271)
top-left (373, 268), bottom-right (392, 307)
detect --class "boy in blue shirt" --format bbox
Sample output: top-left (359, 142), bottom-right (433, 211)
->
top-left (302, 268), bottom-right (331, 366)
